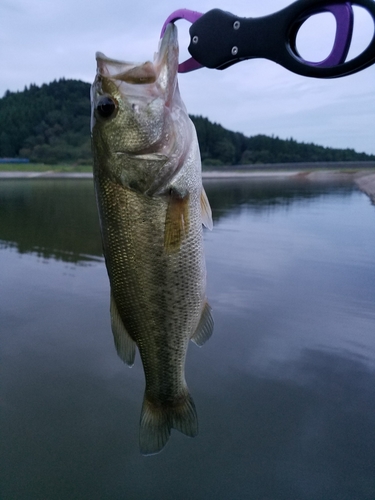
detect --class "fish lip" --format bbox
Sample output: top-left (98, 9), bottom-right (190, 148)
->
top-left (95, 52), bottom-right (157, 83)
top-left (95, 23), bottom-right (177, 66)
top-left (155, 23), bottom-right (178, 64)
top-left (95, 24), bottom-right (178, 83)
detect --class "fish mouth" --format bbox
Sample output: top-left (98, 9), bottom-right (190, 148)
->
top-left (95, 24), bottom-right (178, 85)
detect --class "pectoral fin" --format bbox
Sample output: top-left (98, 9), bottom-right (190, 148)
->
top-left (164, 191), bottom-right (190, 253)
top-left (110, 292), bottom-right (136, 366)
top-left (191, 301), bottom-right (214, 347)
top-left (200, 187), bottom-right (213, 230)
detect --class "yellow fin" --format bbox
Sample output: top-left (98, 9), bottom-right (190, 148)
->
top-left (200, 187), bottom-right (213, 230)
top-left (164, 192), bottom-right (190, 253)
top-left (110, 292), bottom-right (136, 366)
top-left (191, 301), bottom-right (214, 347)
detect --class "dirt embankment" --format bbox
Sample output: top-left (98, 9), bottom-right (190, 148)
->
top-left (292, 171), bottom-right (375, 205)
top-left (354, 174), bottom-right (375, 205)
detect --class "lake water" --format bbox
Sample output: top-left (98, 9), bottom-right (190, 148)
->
top-left (1, 178), bottom-right (375, 500)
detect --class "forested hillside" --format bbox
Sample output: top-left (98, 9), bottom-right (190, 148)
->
top-left (0, 79), bottom-right (373, 166)
top-left (192, 116), bottom-right (374, 165)
top-left (0, 80), bottom-right (91, 164)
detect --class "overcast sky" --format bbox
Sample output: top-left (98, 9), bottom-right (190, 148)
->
top-left (1, 0), bottom-right (374, 154)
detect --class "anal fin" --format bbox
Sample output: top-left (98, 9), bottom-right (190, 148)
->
top-left (191, 301), bottom-right (214, 347)
top-left (110, 292), bottom-right (136, 366)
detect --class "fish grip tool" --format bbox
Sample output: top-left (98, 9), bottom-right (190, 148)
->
top-left (161, 0), bottom-right (375, 78)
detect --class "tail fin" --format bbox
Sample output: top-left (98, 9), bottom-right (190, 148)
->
top-left (139, 391), bottom-right (198, 455)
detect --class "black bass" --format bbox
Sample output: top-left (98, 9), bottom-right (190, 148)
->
top-left (90, 24), bottom-right (213, 455)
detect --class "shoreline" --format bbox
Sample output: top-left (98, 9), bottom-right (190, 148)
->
top-left (0, 171), bottom-right (299, 179)
top-left (1, 169), bottom-right (374, 179)
top-left (1, 169), bottom-right (374, 204)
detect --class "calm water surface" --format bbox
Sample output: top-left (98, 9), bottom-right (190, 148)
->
top-left (1, 178), bottom-right (375, 500)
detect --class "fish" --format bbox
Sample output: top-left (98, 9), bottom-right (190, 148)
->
top-left (90, 24), bottom-right (214, 455)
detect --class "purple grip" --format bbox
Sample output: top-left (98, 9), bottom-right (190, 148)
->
top-left (302, 3), bottom-right (354, 67)
top-left (160, 9), bottom-right (202, 37)
top-left (160, 9), bottom-right (204, 73)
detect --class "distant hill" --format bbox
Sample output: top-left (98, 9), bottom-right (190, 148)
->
top-left (0, 78), bottom-right (373, 166)
top-left (0, 80), bottom-right (91, 165)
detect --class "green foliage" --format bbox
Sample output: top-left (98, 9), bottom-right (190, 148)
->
top-left (189, 115), bottom-right (375, 165)
top-left (0, 79), bottom-right (374, 166)
top-left (0, 79), bottom-right (91, 165)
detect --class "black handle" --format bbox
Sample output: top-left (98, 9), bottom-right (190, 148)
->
top-left (188, 0), bottom-right (375, 78)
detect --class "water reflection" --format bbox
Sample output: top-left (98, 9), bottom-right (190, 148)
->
top-left (204, 177), bottom-right (354, 220)
top-left (0, 177), bottom-right (355, 261)
top-left (1, 178), bottom-right (375, 499)
top-left (0, 179), bottom-right (102, 262)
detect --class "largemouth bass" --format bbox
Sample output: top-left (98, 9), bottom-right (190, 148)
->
top-left (90, 24), bottom-right (213, 455)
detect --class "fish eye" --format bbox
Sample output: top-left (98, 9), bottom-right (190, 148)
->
top-left (96, 96), bottom-right (117, 118)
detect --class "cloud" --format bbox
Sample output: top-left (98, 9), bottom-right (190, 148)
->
top-left (1, 0), bottom-right (374, 154)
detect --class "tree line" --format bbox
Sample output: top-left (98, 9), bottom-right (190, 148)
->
top-left (0, 79), bottom-right (91, 165)
top-left (0, 78), bottom-right (373, 166)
